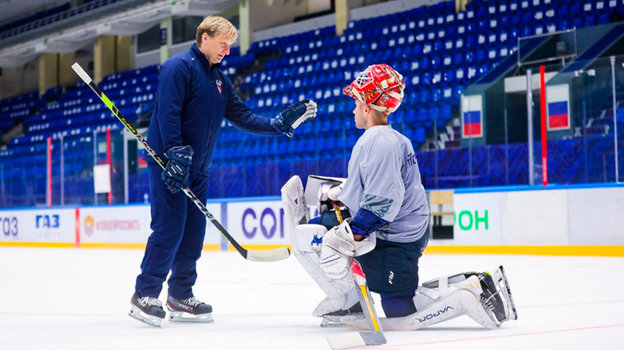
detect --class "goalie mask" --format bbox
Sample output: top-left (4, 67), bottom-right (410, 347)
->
top-left (343, 63), bottom-right (405, 114)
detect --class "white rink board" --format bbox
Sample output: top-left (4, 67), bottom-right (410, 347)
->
top-left (226, 200), bottom-right (289, 245)
top-left (567, 187), bottom-right (624, 245)
top-left (453, 192), bottom-right (503, 244)
top-left (504, 190), bottom-right (568, 244)
top-left (2, 185), bottom-right (623, 247)
top-left (80, 206), bottom-right (150, 243)
top-left (453, 189), bottom-right (569, 245)
top-left (79, 204), bottom-right (222, 245)
top-left (452, 186), bottom-right (624, 245)
top-left (0, 208), bottom-right (76, 243)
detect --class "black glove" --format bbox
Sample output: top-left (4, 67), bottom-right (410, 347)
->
top-left (161, 145), bottom-right (193, 194)
top-left (272, 99), bottom-right (318, 137)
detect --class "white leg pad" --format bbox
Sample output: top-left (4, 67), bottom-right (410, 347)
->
top-left (416, 268), bottom-right (517, 328)
top-left (281, 175), bottom-right (310, 237)
top-left (371, 276), bottom-right (496, 331)
top-left (291, 224), bottom-right (357, 316)
top-left (282, 176), bottom-right (358, 317)
top-left (411, 276), bottom-right (497, 329)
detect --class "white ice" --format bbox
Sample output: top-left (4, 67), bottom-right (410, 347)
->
top-left (1, 247), bottom-right (623, 350)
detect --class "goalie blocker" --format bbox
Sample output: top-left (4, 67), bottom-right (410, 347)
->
top-left (281, 175), bottom-right (517, 330)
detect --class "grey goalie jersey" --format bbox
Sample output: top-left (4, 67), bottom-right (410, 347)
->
top-left (338, 125), bottom-right (430, 243)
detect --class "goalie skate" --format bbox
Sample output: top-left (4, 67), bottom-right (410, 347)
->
top-left (486, 265), bottom-right (518, 323)
top-left (320, 303), bottom-right (365, 327)
top-left (166, 295), bottom-right (214, 323)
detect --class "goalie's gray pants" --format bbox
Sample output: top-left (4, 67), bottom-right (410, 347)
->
top-left (356, 234), bottom-right (429, 317)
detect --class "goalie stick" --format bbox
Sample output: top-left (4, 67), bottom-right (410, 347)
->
top-left (327, 204), bottom-right (386, 349)
top-left (71, 62), bottom-right (289, 262)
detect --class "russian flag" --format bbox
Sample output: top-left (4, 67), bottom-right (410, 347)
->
top-left (463, 110), bottom-right (482, 137)
top-left (547, 101), bottom-right (569, 129)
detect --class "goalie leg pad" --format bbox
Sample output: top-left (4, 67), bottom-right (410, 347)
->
top-left (292, 224), bottom-right (326, 254)
top-left (420, 267), bottom-right (518, 326)
top-left (409, 267), bottom-right (517, 329)
top-left (281, 175), bottom-right (310, 238)
top-left (371, 275), bottom-right (496, 331)
top-left (410, 275), bottom-right (497, 329)
top-left (345, 267), bottom-right (517, 331)
top-left (290, 224), bottom-right (358, 317)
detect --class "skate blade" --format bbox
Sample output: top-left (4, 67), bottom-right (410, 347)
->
top-left (129, 305), bottom-right (163, 327)
top-left (321, 319), bottom-right (347, 328)
top-left (321, 318), bottom-right (350, 328)
top-left (492, 266), bottom-right (518, 321)
top-left (168, 311), bottom-right (214, 323)
top-left (321, 314), bottom-right (366, 328)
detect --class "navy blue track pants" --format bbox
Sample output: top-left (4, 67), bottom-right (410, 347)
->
top-left (135, 163), bottom-right (208, 299)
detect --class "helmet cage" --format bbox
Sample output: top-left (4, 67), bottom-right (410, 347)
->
top-left (343, 64), bottom-right (405, 113)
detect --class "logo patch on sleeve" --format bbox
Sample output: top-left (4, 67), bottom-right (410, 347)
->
top-left (361, 194), bottom-right (393, 218)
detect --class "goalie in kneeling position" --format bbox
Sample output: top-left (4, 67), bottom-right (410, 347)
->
top-left (281, 63), bottom-right (517, 331)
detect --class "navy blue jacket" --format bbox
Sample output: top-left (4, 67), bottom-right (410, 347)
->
top-left (147, 43), bottom-right (281, 173)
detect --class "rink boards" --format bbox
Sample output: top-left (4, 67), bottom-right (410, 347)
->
top-left (1, 184), bottom-right (623, 256)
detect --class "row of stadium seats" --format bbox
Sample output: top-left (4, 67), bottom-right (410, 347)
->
top-left (0, 0), bottom-right (623, 205)
top-left (0, 0), bottom-right (124, 41)
top-left (0, 2), bottom-right (70, 35)
top-left (2, 0), bottom-right (619, 162)
top-left (237, 0), bottom-right (620, 119)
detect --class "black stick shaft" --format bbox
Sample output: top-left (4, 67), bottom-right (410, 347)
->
top-left (71, 63), bottom-right (250, 259)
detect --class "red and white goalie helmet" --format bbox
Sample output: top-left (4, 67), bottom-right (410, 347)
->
top-left (343, 63), bottom-right (405, 114)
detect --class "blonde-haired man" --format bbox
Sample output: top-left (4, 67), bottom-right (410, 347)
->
top-left (130, 15), bottom-right (317, 327)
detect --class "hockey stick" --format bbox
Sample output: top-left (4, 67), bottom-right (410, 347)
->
top-left (327, 205), bottom-right (386, 349)
top-left (71, 62), bottom-right (290, 262)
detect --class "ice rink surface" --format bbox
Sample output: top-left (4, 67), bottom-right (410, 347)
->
top-left (1, 247), bottom-right (623, 350)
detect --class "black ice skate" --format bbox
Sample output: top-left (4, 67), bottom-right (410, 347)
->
top-left (166, 295), bottom-right (213, 323)
top-left (478, 272), bottom-right (507, 322)
top-left (129, 293), bottom-right (166, 327)
top-left (321, 302), bottom-right (365, 327)
top-left (478, 266), bottom-right (518, 325)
